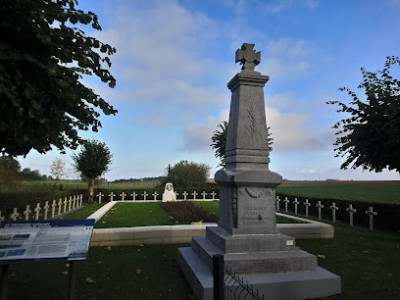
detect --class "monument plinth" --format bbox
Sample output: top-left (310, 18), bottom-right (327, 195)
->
top-left (178, 43), bottom-right (341, 300)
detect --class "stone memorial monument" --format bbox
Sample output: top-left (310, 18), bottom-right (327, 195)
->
top-left (162, 182), bottom-right (177, 202)
top-left (178, 43), bottom-right (341, 299)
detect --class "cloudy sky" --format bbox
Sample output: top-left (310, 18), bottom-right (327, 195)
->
top-left (20, 0), bottom-right (400, 181)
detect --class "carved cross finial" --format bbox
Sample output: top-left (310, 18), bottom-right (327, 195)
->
top-left (235, 43), bottom-right (261, 71)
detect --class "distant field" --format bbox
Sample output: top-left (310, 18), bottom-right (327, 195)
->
top-left (277, 181), bottom-right (400, 204)
top-left (23, 180), bottom-right (160, 190)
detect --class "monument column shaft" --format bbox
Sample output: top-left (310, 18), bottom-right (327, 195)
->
top-left (215, 71), bottom-right (282, 235)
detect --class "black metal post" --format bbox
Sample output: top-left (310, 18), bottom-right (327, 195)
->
top-left (67, 261), bottom-right (77, 300)
top-left (0, 264), bottom-right (10, 300)
top-left (213, 254), bottom-right (224, 300)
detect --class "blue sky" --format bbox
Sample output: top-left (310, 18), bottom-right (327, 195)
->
top-left (20, 0), bottom-right (400, 181)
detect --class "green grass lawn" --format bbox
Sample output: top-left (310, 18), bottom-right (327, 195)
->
top-left (6, 225), bottom-right (400, 299)
top-left (94, 202), bottom-right (173, 228)
top-left (277, 182), bottom-right (400, 204)
top-left (61, 203), bottom-right (105, 220)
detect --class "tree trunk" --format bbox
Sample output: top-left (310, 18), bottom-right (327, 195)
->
top-left (87, 177), bottom-right (95, 203)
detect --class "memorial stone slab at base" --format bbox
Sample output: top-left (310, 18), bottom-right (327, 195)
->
top-left (178, 43), bottom-right (341, 300)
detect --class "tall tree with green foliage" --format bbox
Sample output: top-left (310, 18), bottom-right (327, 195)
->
top-left (162, 160), bottom-right (210, 189)
top-left (73, 140), bottom-right (112, 202)
top-left (0, 0), bottom-right (117, 157)
top-left (327, 56), bottom-right (400, 174)
top-left (211, 121), bottom-right (273, 166)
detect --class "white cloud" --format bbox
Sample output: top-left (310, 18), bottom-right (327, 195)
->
top-left (262, 39), bottom-right (314, 79)
top-left (296, 169), bottom-right (318, 174)
top-left (181, 110), bottom-right (229, 151)
top-left (94, 1), bottom-right (227, 107)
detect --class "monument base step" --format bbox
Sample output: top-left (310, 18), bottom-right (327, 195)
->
top-left (178, 247), bottom-right (341, 300)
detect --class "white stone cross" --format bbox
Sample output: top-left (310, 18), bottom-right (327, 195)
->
top-left (365, 206), bottom-right (378, 230)
top-left (152, 192), bottom-right (159, 201)
top-left (58, 199), bottom-right (62, 215)
top-left (51, 200), bottom-right (56, 218)
top-left (304, 199), bottom-right (311, 217)
top-left (192, 191), bottom-right (198, 200)
top-left (24, 205), bottom-right (32, 220)
top-left (175, 191), bottom-right (179, 199)
top-left (34, 203), bottom-right (41, 220)
top-left (63, 197), bottom-right (68, 213)
top-left (201, 191), bottom-right (207, 200)
top-left (293, 198), bottom-right (299, 215)
top-left (72, 196), bottom-right (76, 209)
top-left (283, 197), bottom-right (290, 212)
top-left (10, 208), bottom-right (19, 221)
top-left (315, 201), bottom-right (324, 220)
top-left (130, 192), bottom-right (137, 201)
top-left (142, 191), bottom-right (148, 201)
top-left (210, 191), bottom-right (216, 200)
top-left (97, 192), bottom-right (104, 203)
top-left (43, 201), bottom-right (50, 220)
top-left (182, 191), bottom-right (188, 200)
top-left (329, 202), bottom-right (339, 223)
top-left (346, 204), bottom-right (357, 226)
top-left (120, 192), bottom-right (126, 201)
top-left (79, 194), bottom-right (83, 206)
top-left (109, 192), bottom-right (116, 201)
top-left (68, 196), bottom-right (72, 211)
top-left (276, 196), bottom-right (281, 211)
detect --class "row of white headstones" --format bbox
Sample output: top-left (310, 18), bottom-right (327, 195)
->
top-left (96, 190), bottom-right (219, 202)
top-left (0, 195), bottom-right (83, 224)
top-left (276, 196), bottom-right (378, 230)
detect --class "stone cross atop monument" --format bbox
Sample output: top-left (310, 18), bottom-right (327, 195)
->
top-left (235, 43), bottom-right (261, 71)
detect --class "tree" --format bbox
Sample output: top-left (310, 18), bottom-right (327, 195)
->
top-left (327, 56), bottom-right (400, 174)
top-left (73, 139), bottom-right (112, 202)
top-left (50, 158), bottom-right (65, 181)
top-left (162, 160), bottom-right (210, 189)
top-left (0, 0), bottom-right (117, 157)
top-left (20, 168), bottom-right (44, 181)
top-left (211, 121), bottom-right (273, 166)
top-left (0, 156), bottom-right (21, 172)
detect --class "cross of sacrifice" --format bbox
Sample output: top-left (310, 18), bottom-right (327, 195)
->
top-left (142, 192), bottom-right (148, 201)
top-left (68, 196), bottom-right (72, 211)
top-left (63, 197), bottom-right (68, 213)
top-left (365, 206), bottom-right (378, 230)
top-left (201, 191), bottom-right (207, 200)
top-left (120, 192), bottom-right (126, 201)
top-left (51, 200), bottom-right (56, 218)
top-left (152, 192), bottom-right (159, 201)
top-left (346, 204), bottom-right (357, 226)
top-left (131, 192), bottom-right (137, 201)
top-left (235, 43), bottom-right (261, 71)
top-left (34, 203), bottom-right (41, 220)
top-left (304, 199), bottom-right (311, 217)
top-left (210, 191), bottom-right (216, 200)
top-left (109, 192), bottom-right (116, 201)
top-left (24, 205), bottom-right (32, 220)
top-left (43, 201), bottom-right (50, 220)
top-left (276, 196), bottom-right (281, 211)
top-left (10, 208), bottom-right (19, 221)
top-left (182, 191), bottom-right (188, 200)
top-left (293, 198), bottom-right (299, 215)
top-left (192, 191), bottom-right (198, 200)
top-left (329, 202), bottom-right (339, 223)
top-left (283, 197), bottom-right (290, 212)
top-left (97, 192), bottom-right (104, 203)
top-left (58, 199), bottom-right (62, 215)
top-left (315, 201), bottom-right (324, 220)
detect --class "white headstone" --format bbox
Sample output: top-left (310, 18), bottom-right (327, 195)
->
top-left (162, 183), bottom-right (176, 202)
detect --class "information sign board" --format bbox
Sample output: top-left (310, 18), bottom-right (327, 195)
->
top-left (0, 219), bottom-right (95, 264)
